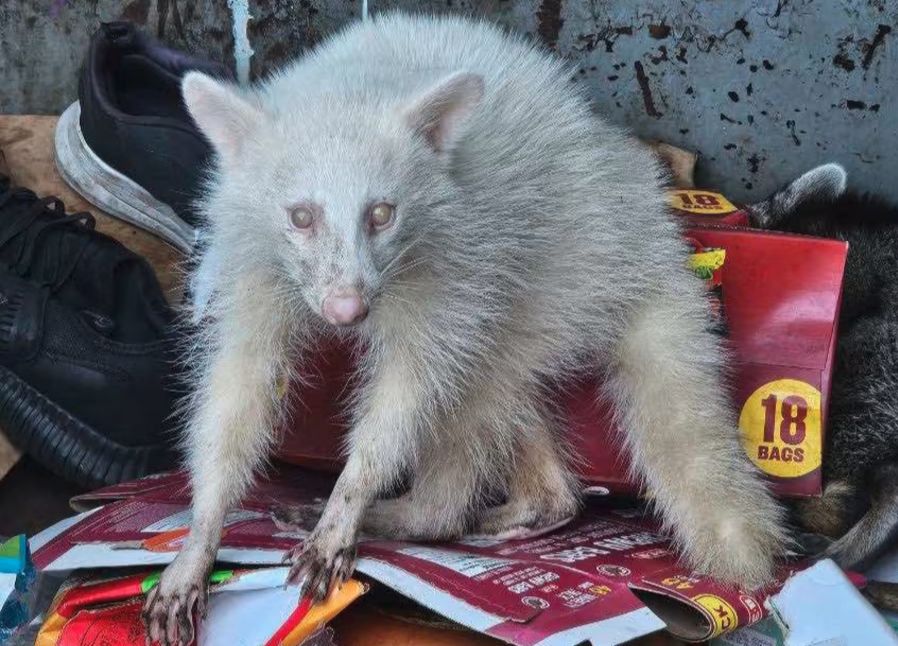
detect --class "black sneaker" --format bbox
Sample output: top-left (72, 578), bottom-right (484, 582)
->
top-left (54, 22), bottom-right (233, 253)
top-left (0, 174), bottom-right (180, 487)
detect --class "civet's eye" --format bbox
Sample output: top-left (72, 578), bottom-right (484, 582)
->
top-left (369, 202), bottom-right (395, 230)
top-left (289, 205), bottom-right (315, 230)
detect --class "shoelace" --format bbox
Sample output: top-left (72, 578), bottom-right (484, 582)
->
top-left (0, 181), bottom-right (97, 292)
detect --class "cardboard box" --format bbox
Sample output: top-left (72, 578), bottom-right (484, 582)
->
top-left (32, 469), bottom-right (836, 645)
top-left (275, 224), bottom-right (847, 498)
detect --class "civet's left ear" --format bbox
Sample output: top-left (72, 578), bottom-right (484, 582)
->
top-left (402, 71), bottom-right (484, 154)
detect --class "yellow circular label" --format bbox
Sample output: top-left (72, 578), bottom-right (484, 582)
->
top-left (692, 594), bottom-right (738, 637)
top-left (669, 190), bottom-right (738, 215)
top-left (739, 379), bottom-right (822, 478)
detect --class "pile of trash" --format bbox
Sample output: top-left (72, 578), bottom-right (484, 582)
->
top-left (4, 466), bottom-right (893, 645)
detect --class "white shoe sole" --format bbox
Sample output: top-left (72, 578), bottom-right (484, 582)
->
top-left (54, 101), bottom-right (197, 253)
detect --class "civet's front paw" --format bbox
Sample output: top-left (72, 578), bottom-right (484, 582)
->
top-left (284, 531), bottom-right (357, 602)
top-left (685, 501), bottom-right (788, 590)
top-left (142, 554), bottom-right (210, 646)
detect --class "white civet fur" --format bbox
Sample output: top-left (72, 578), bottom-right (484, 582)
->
top-left (144, 13), bottom-right (787, 644)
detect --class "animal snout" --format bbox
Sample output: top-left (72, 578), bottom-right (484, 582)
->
top-left (322, 288), bottom-right (369, 326)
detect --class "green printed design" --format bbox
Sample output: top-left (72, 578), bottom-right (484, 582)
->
top-left (210, 569), bottom-right (235, 584)
top-left (692, 266), bottom-right (714, 280)
top-left (0, 535), bottom-right (26, 574)
top-left (141, 572), bottom-right (161, 594)
top-left (0, 535), bottom-right (22, 559)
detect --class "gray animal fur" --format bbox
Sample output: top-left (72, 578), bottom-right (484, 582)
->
top-left (144, 13), bottom-right (786, 644)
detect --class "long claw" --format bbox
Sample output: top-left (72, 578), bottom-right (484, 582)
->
top-left (142, 574), bottom-right (207, 646)
top-left (284, 539), bottom-right (357, 604)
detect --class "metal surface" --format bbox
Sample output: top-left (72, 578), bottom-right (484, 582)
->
top-left (1, 0), bottom-right (895, 202)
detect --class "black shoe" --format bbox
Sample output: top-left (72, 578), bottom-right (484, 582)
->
top-left (55, 21), bottom-right (233, 253)
top-left (0, 174), bottom-right (180, 487)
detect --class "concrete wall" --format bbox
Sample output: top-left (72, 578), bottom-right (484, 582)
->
top-left (1, 0), bottom-right (895, 203)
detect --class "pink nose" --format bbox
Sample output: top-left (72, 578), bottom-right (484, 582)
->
top-left (322, 288), bottom-right (369, 326)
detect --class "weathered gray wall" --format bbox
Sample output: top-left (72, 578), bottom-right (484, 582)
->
top-left (1, 0), bottom-right (895, 203)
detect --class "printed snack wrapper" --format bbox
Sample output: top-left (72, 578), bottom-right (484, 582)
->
top-left (33, 566), bottom-right (365, 646)
top-left (35, 469), bottom-right (855, 645)
top-left (1, 535), bottom-right (35, 643)
top-left (275, 190), bottom-right (847, 498)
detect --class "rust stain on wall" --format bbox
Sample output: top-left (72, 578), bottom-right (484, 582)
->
top-left (862, 24), bottom-right (892, 70)
top-left (633, 61), bottom-right (662, 118)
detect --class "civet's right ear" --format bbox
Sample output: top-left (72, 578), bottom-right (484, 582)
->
top-left (402, 71), bottom-right (484, 154)
top-left (748, 163), bottom-right (847, 229)
top-left (786, 163), bottom-right (848, 205)
top-left (182, 72), bottom-right (263, 167)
